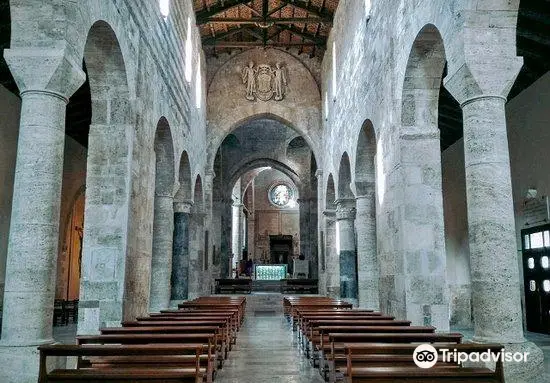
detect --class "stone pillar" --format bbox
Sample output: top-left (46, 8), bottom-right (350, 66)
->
top-left (445, 55), bottom-right (543, 380)
top-left (356, 187), bottom-right (379, 309)
top-left (298, 198), bottom-right (311, 272)
top-left (323, 210), bottom-right (339, 298)
top-left (170, 201), bottom-right (192, 304)
top-left (149, 194), bottom-right (175, 312)
top-left (188, 211), bottom-right (205, 299)
top-left (220, 199), bottom-right (232, 278)
top-left (0, 48), bottom-right (85, 383)
top-left (316, 170), bottom-right (325, 292)
top-left (231, 202), bottom-right (244, 272)
top-left (336, 199), bottom-right (358, 305)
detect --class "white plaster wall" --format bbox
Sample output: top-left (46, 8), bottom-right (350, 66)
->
top-left (0, 84), bottom-right (20, 318)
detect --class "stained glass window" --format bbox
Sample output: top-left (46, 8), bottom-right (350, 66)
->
top-left (269, 184), bottom-right (293, 207)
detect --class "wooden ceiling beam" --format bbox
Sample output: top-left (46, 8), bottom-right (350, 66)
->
top-left (202, 27), bottom-right (246, 45)
top-left (197, 17), bottom-right (332, 25)
top-left (275, 24), bottom-right (326, 45)
top-left (196, 0), bottom-right (253, 21)
top-left (279, 0), bottom-right (333, 18)
top-left (202, 41), bottom-right (323, 47)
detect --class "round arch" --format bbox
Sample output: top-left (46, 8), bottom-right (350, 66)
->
top-left (337, 152), bottom-right (354, 200)
top-left (174, 151), bottom-right (192, 203)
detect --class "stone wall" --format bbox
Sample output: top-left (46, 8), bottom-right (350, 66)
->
top-left (5, 0), bottom-right (208, 332)
top-left (321, 0), bottom-right (522, 332)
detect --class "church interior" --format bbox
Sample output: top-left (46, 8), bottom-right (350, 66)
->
top-left (1, 0), bottom-right (550, 382)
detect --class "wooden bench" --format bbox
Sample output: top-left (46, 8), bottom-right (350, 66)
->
top-left (344, 343), bottom-right (505, 382)
top-left (214, 278), bottom-right (252, 294)
top-left (280, 279), bottom-right (319, 294)
top-left (324, 333), bottom-right (463, 382)
top-left (77, 333), bottom-right (217, 383)
top-left (38, 344), bottom-right (204, 383)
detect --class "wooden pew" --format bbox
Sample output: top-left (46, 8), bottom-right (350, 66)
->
top-left (77, 333), bottom-right (217, 383)
top-left (132, 316), bottom-right (236, 348)
top-left (38, 344), bottom-right (204, 383)
top-left (324, 333), bottom-right (463, 382)
top-left (344, 343), bottom-right (505, 382)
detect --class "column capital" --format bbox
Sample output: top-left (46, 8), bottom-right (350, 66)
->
top-left (322, 209), bottom-right (336, 217)
top-left (315, 169), bottom-right (323, 179)
top-left (335, 198), bottom-right (357, 221)
top-left (4, 47), bottom-right (86, 102)
top-left (444, 56), bottom-right (523, 106)
top-left (174, 200), bottom-right (193, 213)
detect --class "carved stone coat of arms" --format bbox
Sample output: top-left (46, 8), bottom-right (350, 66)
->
top-left (241, 62), bottom-right (287, 102)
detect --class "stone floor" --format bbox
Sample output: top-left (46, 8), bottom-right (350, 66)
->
top-left (215, 312), bottom-right (324, 383)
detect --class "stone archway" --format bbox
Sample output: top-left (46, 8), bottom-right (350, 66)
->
top-left (354, 120), bottom-right (379, 309)
top-left (337, 153), bottom-right (358, 305)
top-left (390, 24), bottom-right (450, 330)
top-left (188, 175), bottom-right (205, 299)
top-left (171, 151), bottom-right (192, 303)
top-left (78, 20), bottom-right (133, 333)
top-left (149, 117), bottom-right (175, 312)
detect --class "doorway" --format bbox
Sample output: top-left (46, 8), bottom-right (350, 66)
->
top-left (270, 235), bottom-right (293, 266)
top-left (522, 225), bottom-right (550, 334)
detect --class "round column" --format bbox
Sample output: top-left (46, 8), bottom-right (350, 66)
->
top-left (356, 188), bottom-right (379, 310)
top-left (1, 91), bottom-right (69, 345)
top-left (170, 201), bottom-right (193, 303)
top-left (336, 199), bottom-right (358, 305)
top-left (149, 194), bottom-right (174, 312)
top-left (462, 95), bottom-right (524, 343)
top-left (323, 210), bottom-right (339, 298)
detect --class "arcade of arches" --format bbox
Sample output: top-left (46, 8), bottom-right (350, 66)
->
top-left (0, 0), bottom-right (550, 382)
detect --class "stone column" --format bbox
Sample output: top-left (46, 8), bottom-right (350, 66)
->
top-left (231, 202), bottom-right (244, 272)
top-left (356, 187), bottom-right (379, 309)
top-left (298, 198), bottom-right (311, 273)
top-left (0, 48), bottom-right (85, 382)
top-left (316, 170), bottom-right (325, 292)
top-left (445, 56), bottom-right (543, 380)
top-left (149, 194), bottom-right (175, 311)
top-left (323, 210), bottom-right (339, 298)
top-left (170, 201), bottom-right (192, 304)
top-left (336, 199), bottom-right (358, 305)
top-left (188, 211), bottom-right (205, 299)
top-left (220, 199), bottom-right (232, 278)
top-left (461, 96), bottom-right (526, 343)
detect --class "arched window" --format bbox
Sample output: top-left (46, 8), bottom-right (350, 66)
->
top-left (365, 0), bottom-right (372, 17)
top-left (196, 56), bottom-right (202, 109)
top-left (185, 17), bottom-right (193, 83)
top-left (332, 41), bottom-right (337, 99)
top-left (159, 0), bottom-right (170, 19)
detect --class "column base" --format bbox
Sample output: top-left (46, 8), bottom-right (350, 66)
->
top-left (500, 341), bottom-right (545, 383)
top-left (0, 343), bottom-right (65, 383)
top-left (466, 340), bottom-right (545, 383)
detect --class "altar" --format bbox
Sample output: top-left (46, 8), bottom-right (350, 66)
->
top-left (254, 264), bottom-right (287, 281)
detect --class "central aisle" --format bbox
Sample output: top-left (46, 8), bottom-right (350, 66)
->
top-left (216, 313), bottom-right (325, 383)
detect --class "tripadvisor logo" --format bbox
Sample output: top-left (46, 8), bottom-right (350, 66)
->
top-left (413, 344), bottom-right (530, 369)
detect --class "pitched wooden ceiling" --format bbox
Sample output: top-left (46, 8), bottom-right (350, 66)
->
top-left (193, 0), bottom-right (338, 57)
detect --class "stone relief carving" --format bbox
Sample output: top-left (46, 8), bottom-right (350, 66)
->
top-left (241, 61), bottom-right (287, 101)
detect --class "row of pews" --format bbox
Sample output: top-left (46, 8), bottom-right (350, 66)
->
top-left (284, 296), bottom-right (505, 382)
top-left (38, 296), bottom-right (246, 382)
